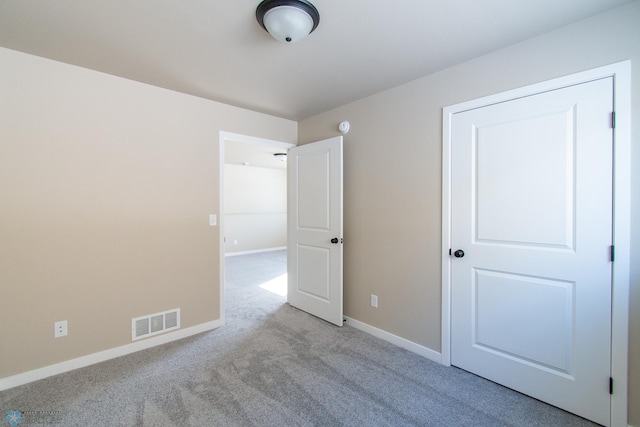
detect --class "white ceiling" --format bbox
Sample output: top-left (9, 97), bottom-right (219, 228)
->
top-left (225, 139), bottom-right (289, 170)
top-left (0, 0), bottom-right (632, 122)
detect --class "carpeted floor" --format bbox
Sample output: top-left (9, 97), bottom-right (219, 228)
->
top-left (1, 250), bottom-right (598, 426)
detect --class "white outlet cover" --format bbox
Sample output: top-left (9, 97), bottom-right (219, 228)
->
top-left (54, 320), bottom-right (68, 338)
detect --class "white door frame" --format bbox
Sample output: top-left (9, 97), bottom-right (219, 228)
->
top-left (218, 131), bottom-right (295, 326)
top-left (441, 61), bottom-right (631, 427)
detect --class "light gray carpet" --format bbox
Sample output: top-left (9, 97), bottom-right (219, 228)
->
top-left (1, 250), bottom-right (598, 426)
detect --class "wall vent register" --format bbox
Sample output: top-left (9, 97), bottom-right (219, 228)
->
top-left (132, 308), bottom-right (180, 340)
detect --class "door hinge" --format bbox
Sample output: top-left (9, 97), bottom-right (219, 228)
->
top-left (449, 248), bottom-right (452, 256)
top-left (609, 377), bottom-right (613, 395)
top-left (610, 245), bottom-right (615, 262)
top-left (611, 111), bottom-right (616, 129)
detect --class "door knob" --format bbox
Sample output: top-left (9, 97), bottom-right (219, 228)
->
top-left (453, 249), bottom-right (465, 258)
top-left (331, 238), bottom-right (339, 244)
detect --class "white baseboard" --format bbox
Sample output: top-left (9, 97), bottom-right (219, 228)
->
top-left (344, 316), bottom-right (442, 364)
top-left (225, 246), bottom-right (286, 257)
top-left (0, 319), bottom-right (224, 391)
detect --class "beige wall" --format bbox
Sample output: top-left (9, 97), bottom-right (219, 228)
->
top-left (298, 2), bottom-right (640, 424)
top-left (0, 47), bottom-right (296, 378)
top-left (224, 164), bottom-right (287, 253)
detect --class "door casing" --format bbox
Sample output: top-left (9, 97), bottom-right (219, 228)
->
top-left (441, 61), bottom-right (631, 427)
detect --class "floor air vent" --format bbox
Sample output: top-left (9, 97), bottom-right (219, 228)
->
top-left (132, 308), bottom-right (180, 340)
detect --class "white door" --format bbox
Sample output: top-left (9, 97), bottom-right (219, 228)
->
top-left (287, 136), bottom-right (343, 326)
top-left (450, 78), bottom-right (613, 425)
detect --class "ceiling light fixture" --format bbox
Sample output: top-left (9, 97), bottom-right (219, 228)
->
top-left (273, 153), bottom-right (287, 161)
top-left (256, 0), bottom-right (320, 43)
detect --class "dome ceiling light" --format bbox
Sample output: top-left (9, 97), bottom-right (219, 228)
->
top-left (256, 0), bottom-right (320, 43)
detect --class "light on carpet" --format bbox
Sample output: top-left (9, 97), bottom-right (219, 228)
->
top-left (259, 274), bottom-right (288, 297)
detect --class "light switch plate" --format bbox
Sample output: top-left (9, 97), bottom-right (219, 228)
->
top-left (209, 214), bottom-right (217, 226)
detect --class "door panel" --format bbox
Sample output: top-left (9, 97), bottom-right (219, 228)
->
top-left (475, 108), bottom-right (575, 248)
top-left (288, 136), bottom-right (343, 326)
top-left (297, 151), bottom-right (330, 229)
top-left (297, 244), bottom-right (330, 301)
top-left (474, 269), bottom-right (574, 374)
top-left (451, 78), bottom-right (613, 425)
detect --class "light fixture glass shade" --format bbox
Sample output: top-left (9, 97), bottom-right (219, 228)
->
top-left (256, 0), bottom-right (320, 44)
top-left (263, 6), bottom-right (313, 43)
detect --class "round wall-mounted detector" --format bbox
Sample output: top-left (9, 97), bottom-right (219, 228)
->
top-left (338, 121), bottom-right (350, 134)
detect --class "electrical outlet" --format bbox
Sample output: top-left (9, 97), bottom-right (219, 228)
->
top-left (371, 294), bottom-right (378, 308)
top-left (54, 320), bottom-right (68, 338)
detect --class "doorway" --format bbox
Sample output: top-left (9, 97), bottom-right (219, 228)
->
top-left (219, 131), bottom-right (295, 322)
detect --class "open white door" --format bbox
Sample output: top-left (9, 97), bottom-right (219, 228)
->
top-left (287, 136), bottom-right (343, 326)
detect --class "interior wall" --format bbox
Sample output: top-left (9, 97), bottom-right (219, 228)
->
top-left (298, 2), bottom-right (640, 424)
top-left (0, 47), bottom-right (296, 379)
top-left (224, 164), bottom-right (287, 254)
